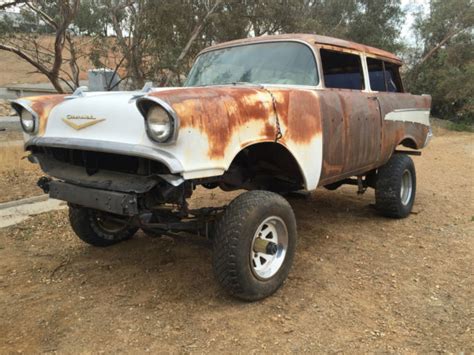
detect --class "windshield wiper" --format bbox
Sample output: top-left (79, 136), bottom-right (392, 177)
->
top-left (194, 82), bottom-right (264, 88)
top-left (223, 82), bottom-right (264, 88)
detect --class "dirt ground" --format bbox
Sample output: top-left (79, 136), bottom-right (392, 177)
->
top-left (0, 128), bottom-right (472, 353)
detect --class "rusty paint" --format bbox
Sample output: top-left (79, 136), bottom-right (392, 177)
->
top-left (149, 84), bottom-right (429, 188)
top-left (149, 87), bottom-right (323, 160)
top-left (317, 90), bottom-right (431, 186)
top-left (24, 95), bottom-right (67, 135)
top-left (377, 93), bottom-right (431, 162)
top-left (278, 90), bottom-right (321, 145)
top-left (260, 121), bottom-right (276, 140)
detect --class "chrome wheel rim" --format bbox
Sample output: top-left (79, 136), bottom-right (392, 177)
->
top-left (250, 216), bottom-right (288, 280)
top-left (400, 169), bottom-right (413, 206)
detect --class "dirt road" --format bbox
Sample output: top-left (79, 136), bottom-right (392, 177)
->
top-left (0, 128), bottom-right (472, 353)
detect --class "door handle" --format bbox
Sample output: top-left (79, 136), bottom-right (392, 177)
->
top-left (367, 96), bottom-right (378, 100)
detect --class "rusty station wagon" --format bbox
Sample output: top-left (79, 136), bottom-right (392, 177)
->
top-left (12, 34), bottom-right (432, 300)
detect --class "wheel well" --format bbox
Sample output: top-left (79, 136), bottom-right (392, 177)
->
top-left (221, 142), bottom-right (305, 192)
top-left (398, 137), bottom-right (418, 149)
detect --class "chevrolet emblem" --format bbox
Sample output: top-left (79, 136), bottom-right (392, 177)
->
top-left (62, 114), bottom-right (105, 130)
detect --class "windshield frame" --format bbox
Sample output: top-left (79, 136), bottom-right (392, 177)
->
top-left (184, 39), bottom-right (321, 88)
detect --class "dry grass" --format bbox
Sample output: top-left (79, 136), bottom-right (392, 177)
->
top-left (0, 142), bottom-right (30, 172)
top-left (0, 142), bottom-right (43, 202)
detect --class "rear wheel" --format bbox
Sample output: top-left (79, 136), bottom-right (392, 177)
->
top-left (375, 154), bottom-right (416, 218)
top-left (212, 190), bottom-right (297, 301)
top-left (69, 206), bottom-right (137, 247)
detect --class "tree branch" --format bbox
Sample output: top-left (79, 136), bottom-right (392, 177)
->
top-left (0, 43), bottom-right (50, 76)
top-left (417, 27), bottom-right (466, 67)
top-left (165, 0), bottom-right (222, 85)
top-left (25, 2), bottom-right (58, 29)
top-left (0, 0), bottom-right (26, 10)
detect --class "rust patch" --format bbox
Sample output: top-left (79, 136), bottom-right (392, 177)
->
top-left (260, 121), bottom-right (276, 140)
top-left (280, 90), bottom-right (322, 145)
top-left (149, 87), bottom-right (322, 160)
top-left (376, 93), bottom-right (431, 161)
top-left (318, 90), bottom-right (431, 186)
top-left (24, 95), bottom-right (67, 135)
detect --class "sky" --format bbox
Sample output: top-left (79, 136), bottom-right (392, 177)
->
top-left (401, 0), bottom-right (430, 45)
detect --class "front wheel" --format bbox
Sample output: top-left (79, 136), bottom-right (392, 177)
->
top-left (212, 190), bottom-right (297, 301)
top-left (69, 206), bottom-right (138, 247)
top-left (375, 154), bottom-right (416, 218)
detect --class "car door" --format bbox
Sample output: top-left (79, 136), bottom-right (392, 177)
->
top-left (318, 48), bottom-right (381, 184)
top-left (366, 57), bottom-right (424, 162)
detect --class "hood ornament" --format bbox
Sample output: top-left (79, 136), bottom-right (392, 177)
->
top-left (65, 86), bottom-right (89, 100)
top-left (62, 114), bottom-right (105, 130)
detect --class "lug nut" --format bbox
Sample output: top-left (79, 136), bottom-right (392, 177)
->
top-left (253, 238), bottom-right (278, 255)
top-left (265, 242), bottom-right (278, 255)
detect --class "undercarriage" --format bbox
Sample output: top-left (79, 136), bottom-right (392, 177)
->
top-left (28, 145), bottom-right (418, 301)
top-left (29, 143), bottom-right (306, 239)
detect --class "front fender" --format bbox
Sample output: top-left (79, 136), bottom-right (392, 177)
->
top-left (147, 86), bottom-right (323, 189)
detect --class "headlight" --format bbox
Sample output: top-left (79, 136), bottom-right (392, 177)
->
top-left (146, 105), bottom-right (173, 142)
top-left (20, 109), bottom-right (36, 133)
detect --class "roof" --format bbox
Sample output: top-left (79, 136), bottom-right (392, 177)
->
top-left (200, 33), bottom-right (402, 64)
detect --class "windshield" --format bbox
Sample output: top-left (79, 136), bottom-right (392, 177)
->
top-left (185, 42), bottom-right (318, 87)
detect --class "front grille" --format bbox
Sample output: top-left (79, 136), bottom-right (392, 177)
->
top-left (31, 146), bottom-right (169, 175)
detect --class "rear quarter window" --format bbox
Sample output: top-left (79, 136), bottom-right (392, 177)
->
top-left (367, 57), bottom-right (403, 93)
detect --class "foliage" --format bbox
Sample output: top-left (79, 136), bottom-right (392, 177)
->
top-left (404, 0), bottom-right (473, 123)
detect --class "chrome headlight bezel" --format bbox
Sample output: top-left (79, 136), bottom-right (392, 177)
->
top-left (20, 108), bottom-right (36, 133)
top-left (146, 105), bottom-right (173, 142)
top-left (11, 101), bottom-right (39, 135)
top-left (136, 97), bottom-right (180, 144)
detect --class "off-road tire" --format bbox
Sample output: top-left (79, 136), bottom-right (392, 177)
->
top-left (212, 190), bottom-right (297, 301)
top-left (375, 154), bottom-right (416, 218)
top-left (69, 206), bottom-right (137, 247)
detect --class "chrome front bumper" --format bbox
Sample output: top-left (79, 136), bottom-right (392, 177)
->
top-left (25, 136), bottom-right (184, 174)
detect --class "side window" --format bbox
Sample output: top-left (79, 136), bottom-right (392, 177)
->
top-left (367, 57), bottom-right (403, 93)
top-left (384, 62), bottom-right (403, 92)
top-left (320, 49), bottom-right (364, 90)
top-left (367, 58), bottom-right (386, 91)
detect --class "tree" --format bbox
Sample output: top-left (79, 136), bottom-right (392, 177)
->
top-left (0, 0), bottom-right (82, 93)
top-left (405, 0), bottom-right (473, 122)
top-left (0, 0), bottom-right (409, 91)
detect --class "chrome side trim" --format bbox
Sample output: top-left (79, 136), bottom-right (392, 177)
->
top-left (423, 126), bottom-right (433, 148)
top-left (392, 108), bottom-right (430, 112)
top-left (25, 137), bottom-right (184, 173)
